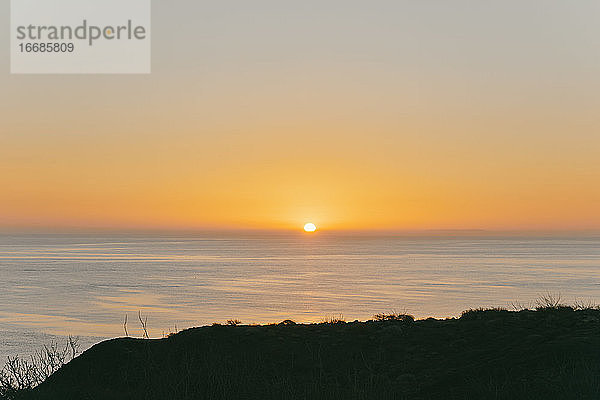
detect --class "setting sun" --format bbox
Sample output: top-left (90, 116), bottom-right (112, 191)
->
top-left (304, 223), bottom-right (317, 232)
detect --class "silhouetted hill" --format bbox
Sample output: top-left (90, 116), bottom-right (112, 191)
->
top-left (22, 308), bottom-right (600, 399)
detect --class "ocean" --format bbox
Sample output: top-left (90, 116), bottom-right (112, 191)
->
top-left (1, 232), bottom-right (599, 361)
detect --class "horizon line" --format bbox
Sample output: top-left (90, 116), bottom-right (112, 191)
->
top-left (1, 226), bottom-right (599, 237)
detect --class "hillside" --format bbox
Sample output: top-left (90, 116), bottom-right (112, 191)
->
top-left (19, 308), bottom-right (600, 399)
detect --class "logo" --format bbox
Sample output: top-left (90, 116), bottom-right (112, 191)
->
top-left (11, 0), bottom-right (151, 74)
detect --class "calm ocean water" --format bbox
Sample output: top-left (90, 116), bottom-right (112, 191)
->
top-left (1, 233), bottom-right (599, 361)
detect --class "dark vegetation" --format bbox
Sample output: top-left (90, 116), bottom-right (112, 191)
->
top-left (0, 337), bottom-right (79, 400)
top-left (3, 296), bottom-right (600, 399)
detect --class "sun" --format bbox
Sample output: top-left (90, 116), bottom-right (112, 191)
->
top-left (303, 223), bottom-right (317, 232)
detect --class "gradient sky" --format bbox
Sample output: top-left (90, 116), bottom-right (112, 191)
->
top-left (1, 1), bottom-right (600, 231)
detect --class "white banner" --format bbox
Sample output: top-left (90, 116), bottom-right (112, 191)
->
top-left (11, 0), bottom-right (151, 74)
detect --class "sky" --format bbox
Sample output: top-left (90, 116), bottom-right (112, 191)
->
top-left (1, 1), bottom-right (600, 232)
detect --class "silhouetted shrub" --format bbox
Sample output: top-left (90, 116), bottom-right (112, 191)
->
top-left (322, 314), bottom-right (346, 324)
top-left (460, 307), bottom-right (508, 320)
top-left (535, 292), bottom-right (575, 312)
top-left (0, 337), bottom-right (79, 397)
top-left (373, 312), bottom-right (414, 323)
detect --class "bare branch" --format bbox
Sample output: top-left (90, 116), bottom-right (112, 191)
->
top-left (138, 310), bottom-right (149, 339)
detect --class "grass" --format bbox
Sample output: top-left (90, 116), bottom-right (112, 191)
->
top-left (3, 301), bottom-right (600, 399)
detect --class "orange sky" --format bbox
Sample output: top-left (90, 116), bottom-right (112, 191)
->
top-left (1, 2), bottom-right (600, 232)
